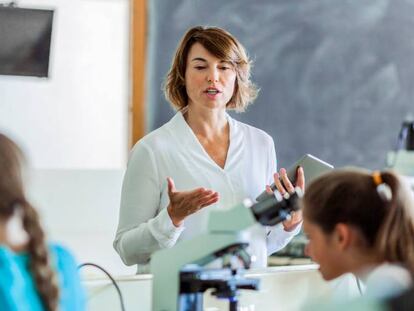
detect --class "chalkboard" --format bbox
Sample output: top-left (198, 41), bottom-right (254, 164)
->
top-left (146, 0), bottom-right (414, 170)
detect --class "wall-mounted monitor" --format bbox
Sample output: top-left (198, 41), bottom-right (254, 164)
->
top-left (0, 6), bottom-right (54, 77)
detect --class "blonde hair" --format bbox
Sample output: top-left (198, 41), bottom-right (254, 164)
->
top-left (164, 26), bottom-right (258, 112)
top-left (0, 134), bottom-right (59, 311)
top-left (303, 168), bottom-right (414, 274)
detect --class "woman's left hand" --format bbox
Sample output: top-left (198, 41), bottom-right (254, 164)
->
top-left (266, 166), bottom-right (305, 232)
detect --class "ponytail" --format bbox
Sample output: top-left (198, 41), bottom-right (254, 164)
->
top-left (376, 172), bottom-right (414, 274)
top-left (21, 201), bottom-right (59, 311)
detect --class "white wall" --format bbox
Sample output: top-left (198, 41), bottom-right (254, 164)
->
top-left (0, 0), bottom-right (130, 169)
top-left (27, 169), bottom-right (136, 276)
top-left (0, 0), bottom-right (133, 275)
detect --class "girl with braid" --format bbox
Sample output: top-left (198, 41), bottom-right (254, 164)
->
top-left (302, 168), bottom-right (414, 300)
top-left (0, 133), bottom-right (85, 311)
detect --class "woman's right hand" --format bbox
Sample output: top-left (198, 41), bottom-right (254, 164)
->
top-left (166, 177), bottom-right (219, 227)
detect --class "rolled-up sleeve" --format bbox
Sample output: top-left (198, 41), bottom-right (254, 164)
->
top-left (113, 142), bottom-right (184, 266)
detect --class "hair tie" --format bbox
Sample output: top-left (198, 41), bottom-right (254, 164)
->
top-left (372, 171), bottom-right (383, 186)
top-left (372, 171), bottom-right (392, 202)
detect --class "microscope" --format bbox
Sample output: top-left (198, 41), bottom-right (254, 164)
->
top-left (387, 118), bottom-right (414, 176)
top-left (150, 188), bottom-right (303, 311)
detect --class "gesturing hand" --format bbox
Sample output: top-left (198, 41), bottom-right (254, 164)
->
top-left (166, 177), bottom-right (219, 227)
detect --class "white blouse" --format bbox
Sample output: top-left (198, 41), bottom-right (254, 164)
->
top-left (113, 112), bottom-right (299, 273)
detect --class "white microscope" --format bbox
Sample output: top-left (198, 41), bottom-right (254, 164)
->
top-left (387, 118), bottom-right (414, 176)
top-left (150, 188), bottom-right (303, 311)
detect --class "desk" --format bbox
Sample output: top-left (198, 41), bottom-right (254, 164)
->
top-left (82, 265), bottom-right (360, 311)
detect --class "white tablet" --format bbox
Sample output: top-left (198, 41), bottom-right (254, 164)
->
top-left (256, 154), bottom-right (334, 202)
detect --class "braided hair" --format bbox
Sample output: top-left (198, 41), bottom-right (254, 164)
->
top-left (0, 134), bottom-right (59, 310)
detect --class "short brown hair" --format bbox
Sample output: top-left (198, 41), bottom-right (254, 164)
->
top-left (164, 26), bottom-right (258, 112)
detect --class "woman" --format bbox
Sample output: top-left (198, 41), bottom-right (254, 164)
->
top-left (303, 168), bottom-right (414, 299)
top-left (114, 26), bottom-right (304, 273)
top-left (0, 133), bottom-right (85, 311)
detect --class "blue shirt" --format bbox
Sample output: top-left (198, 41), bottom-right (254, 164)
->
top-left (0, 243), bottom-right (86, 311)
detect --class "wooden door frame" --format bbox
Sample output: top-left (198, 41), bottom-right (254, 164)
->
top-left (130, 0), bottom-right (147, 148)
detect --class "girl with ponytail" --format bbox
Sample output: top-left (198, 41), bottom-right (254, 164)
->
top-left (0, 133), bottom-right (85, 311)
top-left (302, 167), bottom-right (414, 299)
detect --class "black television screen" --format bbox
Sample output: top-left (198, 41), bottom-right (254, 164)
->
top-left (0, 6), bottom-right (54, 77)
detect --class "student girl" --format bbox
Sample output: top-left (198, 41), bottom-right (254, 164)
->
top-left (302, 168), bottom-right (414, 299)
top-left (0, 133), bottom-right (86, 311)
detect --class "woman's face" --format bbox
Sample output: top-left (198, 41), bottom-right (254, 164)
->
top-left (184, 42), bottom-right (237, 111)
top-left (303, 218), bottom-right (345, 281)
